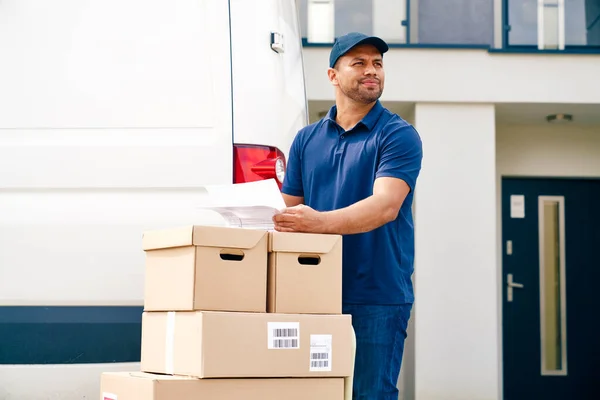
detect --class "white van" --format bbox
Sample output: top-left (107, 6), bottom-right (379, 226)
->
top-left (0, 0), bottom-right (308, 398)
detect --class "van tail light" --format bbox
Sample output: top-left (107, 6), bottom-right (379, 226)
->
top-left (233, 144), bottom-right (286, 189)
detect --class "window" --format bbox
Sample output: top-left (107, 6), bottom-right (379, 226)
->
top-left (506, 0), bottom-right (600, 49)
top-left (538, 196), bottom-right (567, 376)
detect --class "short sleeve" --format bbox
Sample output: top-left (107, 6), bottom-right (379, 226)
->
top-left (281, 133), bottom-right (304, 197)
top-left (375, 123), bottom-right (423, 192)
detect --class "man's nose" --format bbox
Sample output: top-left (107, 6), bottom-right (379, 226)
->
top-left (364, 63), bottom-right (377, 75)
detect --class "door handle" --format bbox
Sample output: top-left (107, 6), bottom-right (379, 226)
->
top-left (507, 273), bottom-right (524, 302)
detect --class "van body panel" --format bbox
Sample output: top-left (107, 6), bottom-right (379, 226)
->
top-left (0, 0), bottom-right (233, 306)
top-left (0, 0), bottom-right (233, 189)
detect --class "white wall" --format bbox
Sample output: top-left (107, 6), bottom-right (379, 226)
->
top-left (497, 124), bottom-right (600, 177)
top-left (414, 103), bottom-right (499, 400)
top-left (398, 304), bottom-right (416, 399)
top-left (303, 48), bottom-right (600, 104)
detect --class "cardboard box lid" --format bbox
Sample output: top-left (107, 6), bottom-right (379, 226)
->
top-left (101, 371), bottom-right (346, 400)
top-left (268, 232), bottom-right (341, 254)
top-left (142, 225), bottom-right (267, 251)
top-left (104, 371), bottom-right (194, 382)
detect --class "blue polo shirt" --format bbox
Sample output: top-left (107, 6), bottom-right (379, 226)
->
top-left (282, 100), bottom-right (423, 305)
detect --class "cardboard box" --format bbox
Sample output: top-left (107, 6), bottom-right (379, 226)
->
top-left (142, 225), bottom-right (268, 312)
top-left (100, 371), bottom-right (345, 400)
top-left (268, 232), bottom-right (342, 314)
top-left (140, 311), bottom-right (353, 378)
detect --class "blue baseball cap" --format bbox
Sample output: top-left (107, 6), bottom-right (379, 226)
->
top-left (329, 32), bottom-right (389, 68)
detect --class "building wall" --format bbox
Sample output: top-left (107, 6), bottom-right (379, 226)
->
top-left (413, 103), bottom-right (498, 400)
top-left (497, 124), bottom-right (600, 177)
top-left (303, 48), bottom-right (600, 104)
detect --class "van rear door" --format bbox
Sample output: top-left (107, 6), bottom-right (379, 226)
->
top-left (229, 0), bottom-right (308, 188)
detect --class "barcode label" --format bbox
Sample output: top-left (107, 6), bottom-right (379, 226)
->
top-left (273, 328), bottom-right (298, 337)
top-left (311, 360), bottom-right (330, 369)
top-left (310, 334), bottom-right (332, 372)
top-left (273, 338), bottom-right (299, 348)
top-left (311, 352), bottom-right (330, 369)
top-left (268, 322), bottom-right (300, 349)
top-left (102, 392), bottom-right (117, 400)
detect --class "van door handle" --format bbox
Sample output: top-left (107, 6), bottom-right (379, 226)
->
top-left (507, 273), bottom-right (524, 302)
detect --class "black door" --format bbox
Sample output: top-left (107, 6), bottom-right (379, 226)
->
top-left (502, 177), bottom-right (600, 399)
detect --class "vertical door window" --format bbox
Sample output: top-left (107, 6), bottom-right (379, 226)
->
top-left (372, 0), bottom-right (407, 43)
top-left (538, 0), bottom-right (566, 49)
top-left (307, 0), bottom-right (335, 43)
top-left (538, 196), bottom-right (567, 375)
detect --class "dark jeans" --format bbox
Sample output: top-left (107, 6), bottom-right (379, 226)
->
top-left (343, 303), bottom-right (413, 400)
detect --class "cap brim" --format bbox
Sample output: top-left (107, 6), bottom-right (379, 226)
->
top-left (352, 36), bottom-right (389, 54)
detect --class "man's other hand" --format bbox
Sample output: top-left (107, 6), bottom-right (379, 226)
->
top-left (272, 204), bottom-right (327, 233)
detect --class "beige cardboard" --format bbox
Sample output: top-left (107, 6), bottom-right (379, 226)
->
top-left (140, 311), bottom-right (353, 378)
top-left (142, 225), bottom-right (268, 312)
top-left (100, 371), bottom-right (345, 400)
top-left (268, 232), bottom-right (342, 314)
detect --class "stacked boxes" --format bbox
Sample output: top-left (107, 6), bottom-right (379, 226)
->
top-left (100, 225), bottom-right (352, 400)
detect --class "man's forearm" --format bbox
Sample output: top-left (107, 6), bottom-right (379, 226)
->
top-left (282, 193), bottom-right (304, 207)
top-left (322, 194), bottom-right (398, 235)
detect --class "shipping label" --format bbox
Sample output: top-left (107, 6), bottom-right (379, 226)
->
top-left (267, 322), bottom-right (300, 349)
top-left (309, 334), bottom-right (332, 372)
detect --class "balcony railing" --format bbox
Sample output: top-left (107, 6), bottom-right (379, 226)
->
top-left (504, 0), bottom-right (600, 50)
top-left (298, 0), bottom-right (600, 52)
top-left (298, 0), bottom-right (494, 48)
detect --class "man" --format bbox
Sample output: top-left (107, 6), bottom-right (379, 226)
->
top-left (273, 32), bottom-right (423, 399)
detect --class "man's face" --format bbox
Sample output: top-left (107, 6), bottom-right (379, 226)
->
top-left (330, 44), bottom-right (385, 104)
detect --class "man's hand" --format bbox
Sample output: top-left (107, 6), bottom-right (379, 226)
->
top-left (272, 204), bottom-right (327, 233)
top-left (274, 177), bottom-right (410, 235)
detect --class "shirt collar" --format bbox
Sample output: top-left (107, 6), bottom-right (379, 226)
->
top-left (324, 100), bottom-right (385, 131)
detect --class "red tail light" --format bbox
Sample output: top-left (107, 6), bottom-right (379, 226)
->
top-left (233, 144), bottom-right (286, 189)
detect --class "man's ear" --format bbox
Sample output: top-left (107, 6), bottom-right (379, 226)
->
top-left (327, 68), bottom-right (339, 86)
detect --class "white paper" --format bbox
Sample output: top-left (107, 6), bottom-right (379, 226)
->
top-left (510, 195), bottom-right (525, 218)
top-left (205, 179), bottom-right (285, 209)
top-left (102, 393), bottom-right (118, 400)
top-left (205, 205), bottom-right (281, 230)
top-left (310, 334), bottom-right (332, 372)
top-left (200, 179), bottom-right (286, 229)
top-left (267, 322), bottom-right (300, 349)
